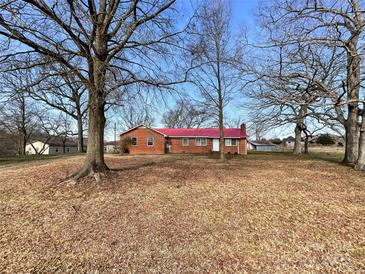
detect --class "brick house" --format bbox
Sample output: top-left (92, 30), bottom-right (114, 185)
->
top-left (120, 124), bottom-right (248, 155)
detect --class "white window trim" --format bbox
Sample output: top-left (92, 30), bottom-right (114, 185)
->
top-left (182, 137), bottom-right (189, 146)
top-left (131, 137), bottom-right (138, 146)
top-left (230, 138), bottom-right (237, 146)
top-left (195, 138), bottom-right (207, 146)
top-left (224, 139), bottom-right (230, 146)
top-left (225, 138), bottom-right (238, 146)
top-left (147, 136), bottom-right (154, 147)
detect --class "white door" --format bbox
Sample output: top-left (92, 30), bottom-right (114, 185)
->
top-left (212, 139), bottom-right (219, 151)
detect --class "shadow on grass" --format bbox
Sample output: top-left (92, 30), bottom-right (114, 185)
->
top-left (108, 156), bottom-right (177, 172)
top-left (243, 151), bottom-right (344, 164)
top-left (109, 161), bottom-right (156, 172)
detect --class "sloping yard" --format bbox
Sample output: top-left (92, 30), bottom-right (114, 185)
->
top-left (0, 153), bottom-right (364, 272)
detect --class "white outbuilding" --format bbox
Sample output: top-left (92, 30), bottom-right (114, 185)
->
top-left (248, 140), bottom-right (276, 152)
top-left (26, 139), bottom-right (78, 155)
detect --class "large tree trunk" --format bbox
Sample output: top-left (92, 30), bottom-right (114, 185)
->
top-left (18, 130), bottom-right (26, 155)
top-left (219, 108), bottom-right (225, 161)
top-left (343, 29), bottom-right (361, 164)
top-left (304, 134), bottom-right (309, 154)
top-left (72, 92), bottom-right (108, 181)
top-left (76, 112), bottom-right (84, 152)
top-left (218, 90), bottom-right (225, 161)
top-left (22, 135), bottom-right (26, 155)
top-left (294, 105), bottom-right (306, 155)
top-left (344, 120), bottom-right (359, 165)
top-left (71, 21), bottom-right (109, 181)
top-left (294, 125), bottom-right (302, 154)
top-left (355, 106), bottom-right (365, 170)
top-left (20, 95), bottom-right (27, 156)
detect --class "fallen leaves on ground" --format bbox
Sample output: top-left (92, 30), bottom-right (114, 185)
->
top-left (0, 154), bottom-right (364, 273)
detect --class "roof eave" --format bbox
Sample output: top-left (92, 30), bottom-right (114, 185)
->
top-left (120, 124), bottom-right (167, 137)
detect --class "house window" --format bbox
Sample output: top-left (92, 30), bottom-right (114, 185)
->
top-left (67, 148), bottom-right (70, 152)
top-left (131, 137), bottom-right (138, 146)
top-left (225, 138), bottom-right (237, 146)
top-left (195, 138), bottom-right (207, 146)
top-left (182, 137), bottom-right (189, 146)
top-left (147, 137), bottom-right (154, 146)
top-left (55, 148), bottom-right (59, 153)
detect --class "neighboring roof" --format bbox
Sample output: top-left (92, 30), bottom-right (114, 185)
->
top-left (28, 138), bottom-right (78, 147)
top-left (120, 124), bottom-right (248, 138)
top-left (155, 128), bottom-right (248, 138)
top-left (248, 140), bottom-right (276, 146)
top-left (120, 124), bottom-right (166, 136)
top-left (105, 141), bottom-right (118, 145)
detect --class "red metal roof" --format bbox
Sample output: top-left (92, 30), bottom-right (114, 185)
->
top-left (155, 128), bottom-right (247, 138)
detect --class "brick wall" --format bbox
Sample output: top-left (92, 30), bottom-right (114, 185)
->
top-left (121, 127), bottom-right (165, 154)
top-left (120, 127), bottom-right (247, 155)
top-left (168, 137), bottom-right (212, 154)
top-left (169, 137), bottom-right (247, 155)
top-left (238, 138), bottom-right (247, 155)
top-left (220, 138), bottom-right (247, 155)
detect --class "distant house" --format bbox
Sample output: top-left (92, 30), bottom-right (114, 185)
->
top-left (248, 140), bottom-right (276, 152)
top-left (120, 124), bottom-right (248, 155)
top-left (282, 136), bottom-right (296, 149)
top-left (283, 136), bottom-right (305, 149)
top-left (26, 138), bottom-right (78, 155)
top-left (104, 141), bottom-right (119, 153)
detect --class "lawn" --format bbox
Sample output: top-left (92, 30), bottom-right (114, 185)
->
top-left (0, 153), bottom-right (364, 272)
top-left (0, 153), bottom-right (82, 166)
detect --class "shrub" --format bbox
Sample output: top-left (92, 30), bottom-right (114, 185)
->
top-left (120, 137), bottom-right (132, 153)
top-left (270, 138), bottom-right (282, 145)
top-left (316, 134), bottom-right (335, 146)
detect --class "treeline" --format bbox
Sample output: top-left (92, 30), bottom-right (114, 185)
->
top-left (0, 0), bottom-right (364, 181)
top-left (245, 0), bottom-right (365, 169)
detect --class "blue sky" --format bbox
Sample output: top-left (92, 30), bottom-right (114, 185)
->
top-left (105, 0), bottom-right (292, 140)
top-left (231, 0), bottom-right (259, 31)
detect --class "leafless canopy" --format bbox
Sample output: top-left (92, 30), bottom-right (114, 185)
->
top-left (186, 0), bottom-right (245, 160)
top-left (162, 99), bottom-right (211, 128)
top-left (0, 0), bottom-right (185, 180)
top-left (250, 0), bottom-right (365, 159)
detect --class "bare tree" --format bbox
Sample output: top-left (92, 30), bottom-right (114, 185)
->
top-left (28, 70), bottom-right (87, 152)
top-left (258, 0), bottom-right (365, 164)
top-left (224, 116), bottom-right (245, 128)
top-left (0, 0), bottom-right (184, 181)
top-left (246, 43), bottom-right (336, 154)
top-left (118, 100), bottom-right (155, 129)
top-left (188, 0), bottom-right (243, 161)
top-left (356, 103), bottom-right (365, 169)
top-left (247, 118), bottom-right (270, 141)
top-left (53, 114), bottom-right (75, 154)
top-left (162, 99), bottom-right (210, 128)
top-left (0, 71), bottom-right (40, 155)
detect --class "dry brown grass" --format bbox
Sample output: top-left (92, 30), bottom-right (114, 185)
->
top-left (0, 153), bottom-right (364, 273)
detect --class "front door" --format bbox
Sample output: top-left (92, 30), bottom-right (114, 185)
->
top-left (212, 139), bottom-right (219, 151)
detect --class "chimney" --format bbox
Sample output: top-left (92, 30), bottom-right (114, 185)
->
top-left (240, 123), bottom-right (246, 132)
